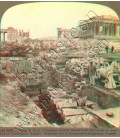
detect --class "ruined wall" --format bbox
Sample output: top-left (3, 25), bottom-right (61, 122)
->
top-left (78, 87), bottom-right (120, 109)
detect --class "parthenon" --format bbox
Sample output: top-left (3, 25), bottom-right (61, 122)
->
top-left (79, 15), bottom-right (120, 39)
top-left (57, 15), bottom-right (120, 40)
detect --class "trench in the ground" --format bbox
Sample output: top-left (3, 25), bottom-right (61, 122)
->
top-left (38, 93), bottom-right (64, 125)
top-left (21, 85), bottom-right (65, 125)
top-left (19, 83), bottom-right (116, 128)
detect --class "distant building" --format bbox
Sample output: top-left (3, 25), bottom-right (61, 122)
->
top-left (79, 15), bottom-right (120, 40)
top-left (17, 30), bottom-right (29, 44)
top-left (57, 28), bottom-right (72, 39)
top-left (0, 29), bottom-right (8, 42)
top-left (57, 15), bottom-right (120, 40)
top-left (0, 27), bottom-right (29, 43)
top-left (7, 27), bottom-right (18, 42)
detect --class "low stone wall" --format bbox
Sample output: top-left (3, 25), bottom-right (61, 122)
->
top-left (78, 86), bottom-right (120, 109)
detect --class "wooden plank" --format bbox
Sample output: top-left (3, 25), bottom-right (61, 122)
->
top-left (62, 108), bottom-right (87, 117)
top-left (56, 99), bottom-right (77, 109)
top-left (91, 107), bottom-right (120, 128)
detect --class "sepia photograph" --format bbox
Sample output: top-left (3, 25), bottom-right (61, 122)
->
top-left (0, 1), bottom-right (120, 136)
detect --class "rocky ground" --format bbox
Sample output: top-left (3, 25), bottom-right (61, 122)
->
top-left (0, 72), bottom-right (99, 128)
top-left (0, 73), bottom-right (51, 127)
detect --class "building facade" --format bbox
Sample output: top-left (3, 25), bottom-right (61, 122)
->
top-left (57, 15), bottom-right (120, 40)
top-left (79, 15), bottom-right (120, 39)
top-left (7, 27), bottom-right (19, 42)
top-left (0, 27), bottom-right (29, 43)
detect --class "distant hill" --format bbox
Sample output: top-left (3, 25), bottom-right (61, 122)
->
top-left (37, 36), bottom-right (57, 40)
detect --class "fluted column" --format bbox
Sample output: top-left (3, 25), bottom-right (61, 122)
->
top-left (3, 32), bottom-right (6, 42)
top-left (92, 22), bottom-right (94, 35)
top-left (0, 33), bottom-right (1, 42)
top-left (99, 22), bottom-right (102, 35)
top-left (94, 22), bottom-right (97, 35)
top-left (88, 23), bottom-right (90, 35)
top-left (110, 23), bottom-right (112, 36)
top-left (102, 23), bottom-right (105, 35)
top-left (97, 22), bottom-right (100, 35)
top-left (90, 23), bottom-right (92, 34)
top-left (108, 23), bottom-right (110, 36)
top-left (103, 23), bottom-right (106, 35)
top-left (114, 23), bottom-right (118, 36)
top-left (105, 23), bottom-right (108, 36)
top-left (112, 24), bottom-right (115, 36)
top-left (2, 33), bottom-right (5, 42)
top-left (117, 24), bottom-right (119, 36)
top-left (118, 24), bottom-right (120, 36)
top-left (95, 22), bottom-right (98, 35)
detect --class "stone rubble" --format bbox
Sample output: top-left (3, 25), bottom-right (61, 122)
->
top-left (46, 87), bottom-right (98, 127)
top-left (0, 78), bottom-right (51, 127)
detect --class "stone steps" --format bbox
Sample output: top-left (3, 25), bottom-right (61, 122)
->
top-left (47, 87), bottom-right (96, 126)
top-left (62, 108), bottom-right (87, 117)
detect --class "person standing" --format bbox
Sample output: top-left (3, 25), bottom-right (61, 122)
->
top-left (109, 45), bottom-right (114, 54)
top-left (88, 61), bottom-right (97, 85)
top-left (104, 45), bottom-right (108, 53)
top-left (104, 71), bottom-right (116, 89)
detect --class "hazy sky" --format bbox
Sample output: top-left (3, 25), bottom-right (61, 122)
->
top-left (1, 2), bottom-right (119, 39)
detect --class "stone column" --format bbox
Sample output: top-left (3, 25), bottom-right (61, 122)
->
top-left (99, 22), bottom-right (104, 35)
top-left (98, 22), bottom-right (102, 35)
top-left (112, 24), bottom-right (115, 36)
top-left (103, 23), bottom-right (106, 35)
top-left (114, 23), bottom-right (118, 36)
top-left (0, 32), bottom-right (5, 42)
top-left (87, 23), bottom-right (89, 36)
top-left (117, 24), bottom-right (120, 36)
top-left (94, 22), bottom-right (97, 35)
top-left (108, 23), bottom-right (110, 36)
top-left (88, 23), bottom-right (90, 35)
top-left (105, 23), bottom-right (108, 36)
top-left (97, 22), bottom-right (100, 35)
top-left (90, 23), bottom-right (92, 34)
top-left (92, 22), bottom-right (94, 35)
top-left (0, 32), bottom-right (1, 42)
top-left (95, 22), bottom-right (98, 35)
top-left (3, 32), bottom-right (6, 42)
top-left (102, 23), bottom-right (104, 35)
top-left (110, 23), bottom-right (112, 36)
top-left (118, 24), bottom-right (120, 36)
